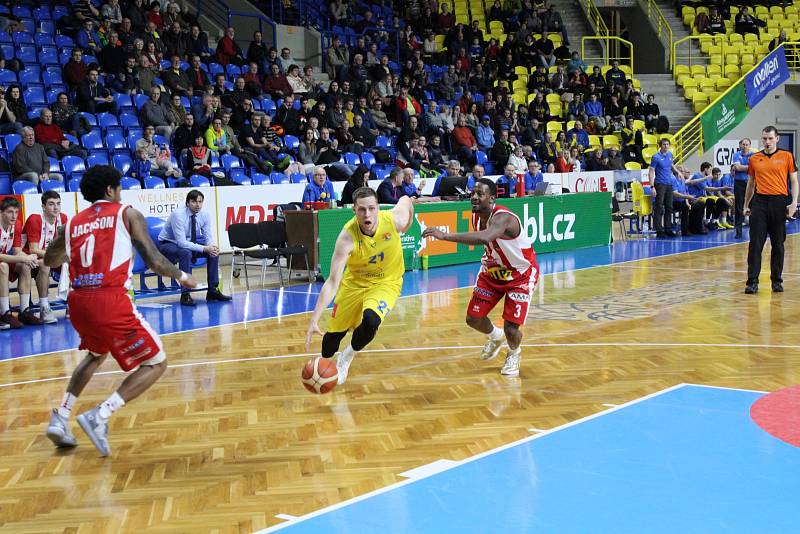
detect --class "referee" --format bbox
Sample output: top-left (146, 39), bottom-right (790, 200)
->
top-left (743, 126), bottom-right (799, 294)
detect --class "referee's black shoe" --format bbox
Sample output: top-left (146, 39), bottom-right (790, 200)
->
top-left (772, 282), bottom-right (784, 293)
top-left (744, 283), bottom-right (758, 294)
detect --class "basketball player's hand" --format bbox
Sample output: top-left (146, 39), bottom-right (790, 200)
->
top-left (787, 202), bottom-right (798, 219)
top-left (178, 273), bottom-right (198, 289)
top-left (305, 319), bottom-right (323, 350)
top-left (24, 254), bottom-right (39, 269)
top-left (422, 227), bottom-right (445, 240)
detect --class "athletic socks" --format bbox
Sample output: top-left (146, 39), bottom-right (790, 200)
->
top-left (98, 392), bottom-right (126, 420)
top-left (19, 293), bottom-right (30, 311)
top-left (489, 326), bottom-right (504, 341)
top-left (57, 392), bottom-right (77, 418)
top-left (0, 297), bottom-right (8, 314)
top-left (39, 298), bottom-right (49, 308)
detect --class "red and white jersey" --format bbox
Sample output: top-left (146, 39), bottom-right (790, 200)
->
top-left (22, 213), bottom-right (68, 254)
top-left (0, 219), bottom-right (23, 255)
top-left (472, 204), bottom-right (538, 283)
top-left (65, 201), bottom-right (133, 290)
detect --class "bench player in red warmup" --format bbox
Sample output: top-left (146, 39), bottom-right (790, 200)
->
top-left (422, 178), bottom-right (539, 376)
top-left (43, 165), bottom-right (197, 456)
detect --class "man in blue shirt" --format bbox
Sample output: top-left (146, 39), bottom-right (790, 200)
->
top-left (401, 167), bottom-right (427, 197)
top-left (158, 190), bottom-right (231, 306)
top-left (495, 164), bottom-right (519, 197)
top-left (476, 115), bottom-right (495, 152)
top-left (525, 160), bottom-right (544, 192)
top-left (567, 121), bottom-right (590, 150)
top-left (377, 167), bottom-right (406, 204)
top-left (671, 173), bottom-right (707, 235)
top-left (648, 138), bottom-right (684, 237)
top-left (730, 137), bottom-right (753, 238)
top-left (302, 166), bottom-right (336, 203)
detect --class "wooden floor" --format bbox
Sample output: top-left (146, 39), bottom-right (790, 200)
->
top-left (3, 239), bottom-right (800, 533)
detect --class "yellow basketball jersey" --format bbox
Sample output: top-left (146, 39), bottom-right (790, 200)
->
top-left (342, 210), bottom-right (404, 288)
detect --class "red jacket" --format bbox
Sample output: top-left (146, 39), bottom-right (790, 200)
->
top-left (394, 95), bottom-right (422, 123)
top-left (452, 126), bottom-right (477, 149)
top-left (216, 36), bottom-right (242, 66)
top-left (34, 123), bottom-right (67, 146)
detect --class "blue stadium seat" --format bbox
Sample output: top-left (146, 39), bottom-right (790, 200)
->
top-left (290, 173), bottom-right (307, 184)
top-left (283, 134), bottom-right (300, 151)
top-left (144, 177), bottom-right (166, 189)
top-left (67, 177), bottom-right (82, 192)
top-left (190, 175), bottom-right (211, 187)
top-left (45, 88), bottom-right (62, 104)
top-left (270, 172), bottom-right (288, 184)
top-left (475, 150), bottom-right (488, 165)
top-left (119, 113), bottom-right (140, 129)
top-left (80, 112), bottom-right (97, 126)
top-left (112, 154), bottom-right (133, 175)
top-left (0, 68), bottom-right (16, 84)
top-left (11, 32), bottom-right (34, 45)
top-left (33, 7), bottom-right (52, 20)
top-left (12, 7), bottom-right (32, 19)
top-left (231, 172), bottom-right (251, 185)
top-left (12, 181), bottom-right (37, 195)
top-left (97, 112), bottom-right (119, 129)
top-left (262, 99), bottom-right (276, 116)
top-left (23, 86), bottom-right (45, 105)
top-left (34, 33), bottom-right (54, 47)
top-left (62, 156), bottom-right (86, 178)
top-left (220, 154), bottom-right (241, 171)
top-left (40, 179), bottom-right (65, 193)
top-left (105, 132), bottom-right (126, 150)
top-left (114, 93), bottom-right (133, 108)
top-left (121, 177), bottom-right (142, 190)
top-left (16, 44), bottom-right (37, 63)
top-left (19, 69), bottom-right (40, 85)
top-left (0, 176), bottom-right (9, 195)
top-left (81, 131), bottom-right (103, 150)
top-left (343, 152), bottom-right (361, 166)
top-left (361, 152), bottom-right (376, 167)
top-left (251, 172), bottom-right (270, 185)
top-left (376, 135), bottom-right (392, 148)
top-left (87, 153), bottom-right (109, 167)
top-left (133, 94), bottom-right (149, 109)
top-left (48, 157), bottom-right (60, 173)
top-left (4, 134), bottom-right (21, 153)
top-left (42, 70), bottom-right (62, 87)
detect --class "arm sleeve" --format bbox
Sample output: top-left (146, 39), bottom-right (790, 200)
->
top-left (302, 184), bottom-right (315, 203)
top-left (200, 211), bottom-right (216, 247)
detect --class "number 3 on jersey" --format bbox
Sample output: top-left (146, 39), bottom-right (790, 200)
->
top-left (368, 252), bottom-right (385, 264)
top-left (376, 300), bottom-right (389, 316)
top-left (79, 234), bottom-right (96, 268)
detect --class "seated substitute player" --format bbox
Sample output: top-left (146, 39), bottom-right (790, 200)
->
top-left (21, 190), bottom-right (69, 324)
top-left (0, 197), bottom-right (42, 328)
top-left (422, 178), bottom-right (539, 376)
top-left (305, 187), bottom-right (415, 384)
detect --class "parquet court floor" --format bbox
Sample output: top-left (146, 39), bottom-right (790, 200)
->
top-left (2, 232), bottom-right (800, 533)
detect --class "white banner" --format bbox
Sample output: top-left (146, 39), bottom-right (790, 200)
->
top-left (22, 192), bottom-right (79, 220)
top-left (712, 139), bottom-right (740, 170)
top-left (562, 171), bottom-right (613, 193)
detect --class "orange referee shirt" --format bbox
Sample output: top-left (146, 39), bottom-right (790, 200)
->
top-left (748, 149), bottom-right (797, 196)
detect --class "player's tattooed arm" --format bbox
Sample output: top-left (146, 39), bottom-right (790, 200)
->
top-left (44, 227), bottom-right (67, 268)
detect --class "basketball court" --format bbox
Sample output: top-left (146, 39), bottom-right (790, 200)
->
top-left (2, 225), bottom-right (800, 532)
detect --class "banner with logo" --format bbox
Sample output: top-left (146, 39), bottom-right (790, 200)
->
top-left (711, 139), bottom-right (741, 169)
top-left (701, 83), bottom-right (747, 151)
top-left (562, 171), bottom-right (613, 193)
top-left (316, 193), bottom-right (612, 277)
top-left (744, 46), bottom-right (789, 109)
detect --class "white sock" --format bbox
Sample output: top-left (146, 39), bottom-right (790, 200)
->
top-left (57, 392), bottom-right (77, 418)
top-left (20, 293), bottom-right (30, 311)
top-left (508, 346), bottom-right (521, 355)
top-left (341, 344), bottom-right (356, 359)
top-left (489, 326), bottom-right (504, 341)
top-left (39, 298), bottom-right (49, 308)
top-left (97, 392), bottom-right (126, 420)
top-left (0, 297), bottom-right (8, 313)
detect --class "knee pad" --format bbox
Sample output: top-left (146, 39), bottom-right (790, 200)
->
top-left (360, 309), bottom-right (382, 332)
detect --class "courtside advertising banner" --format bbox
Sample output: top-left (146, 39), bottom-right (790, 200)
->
top-left (744, 46), bottom-right (789, 109)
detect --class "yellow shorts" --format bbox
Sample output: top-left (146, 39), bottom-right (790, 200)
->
top-left (327, 281), bottom-right (402, 332)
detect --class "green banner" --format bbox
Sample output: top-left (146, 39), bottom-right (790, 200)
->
top-left (701, 83), bottom-right (748, 151)
top-left (317, 193), bottom-right (612, 277)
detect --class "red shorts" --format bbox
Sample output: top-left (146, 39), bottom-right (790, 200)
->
top-left (0, 261), bottom-right (19, 283)
top-left (467, 269), bottom-right (538, 326)
top-left (68, 289), bottom-right (165, 371)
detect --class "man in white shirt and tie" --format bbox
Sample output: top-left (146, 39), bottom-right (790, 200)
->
top-left (157, 190), bottom-right (231, 306)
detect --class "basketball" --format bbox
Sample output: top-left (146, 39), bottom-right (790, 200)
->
top-left (301, 356), bottom-right (339, 394)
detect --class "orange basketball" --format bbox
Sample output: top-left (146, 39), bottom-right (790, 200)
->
top-left (301, 356), bottom-right (339, 394)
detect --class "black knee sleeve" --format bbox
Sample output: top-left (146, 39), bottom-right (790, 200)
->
top-left (350, 309), bottom-right (382, 351)
top-left (321, 331), bottom-right (348, 358)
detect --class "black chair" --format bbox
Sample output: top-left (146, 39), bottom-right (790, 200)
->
top-left (227, 223), bottom-right (278, 290)
top-left (258, 221), bottom-right (312, 286)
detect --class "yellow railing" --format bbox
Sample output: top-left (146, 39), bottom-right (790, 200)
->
top-left (670, 35), bottom-right (708, 72)
top-left (583, 0), bottom-right (609, 38)
top-left (581, 36), bottom-right (635, 73)
top-left (672, 42), bottom-right (800, 164)
top-left (643, 0), bottom-right (673, 52)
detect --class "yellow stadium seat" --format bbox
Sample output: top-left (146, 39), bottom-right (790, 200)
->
top-left (755, 6), bottom-right (768, 17)
top-left (696, 6), bottom-right (709, 15)
top-left (546, 120), bottom-right (563, 132)
top-left (546, 93), bottom-right (561, 105)
top-left (786, 6), bottom-right (798, 15)
top-left (708, 44), bottom-right (722, 55)
top-left (548, 103), bottom-right (562, 118)
top-left (725, 53), bottom-right (739, 65)
top-left (642, 147), bottom-right (657, 165)
top-left (707, 72), bottom-right (721, 82)
top-left (512, 79), bottom-right (527, 91)
top-left (744, 33), bottom-right (759, 44)
top-left (769, 6), bottom-right (783, 16)
top-left (724, 64), bottom-right (740, 78)
top-left (566, 120), bottom-right (576, 130)
top-left (549, 35), bottom-right (561, 48)
top-left (602, 135), bottom-right (621, 149)
top-left (548, 65), bottom-right (559, 74)
top-left (676, 73), bottom-right (691, 86)
top-left (632, 78), bottom-right (641, 91)
top-left (707, 64), bottom-right (722, 76)
top-left (683, 77), bottom-right (700, 99)
top-left (710, 54), bottom-right (723, 66)
top-left (514, 66), bottom-right (529, 76)
top-left (489, 21), bottom-right (503, 33)
top-left (715, 78), bottom-right (732, 91)
top-left (690, 65), bottom-right (706, 76)
top-left (601, 65), bottom-right (611, 77)
top-left (728, 33), bottom-right (744, 44)
top-left (642, 133), bottom-right (658, 147)
top-left (588, 135), bottom-right (602, 148)
top-left (625, 161), bottom-right (642, 170)
top-left (512, 93), bottom-right (527, 105)
top-left (633, 119), bottom-right (645, 132)
top-left (700, 78), bottom-right (715, 94)
top-left (674, 64), bottom-right (690, 79)
top-left (693, 94), bottom-right (709, 113)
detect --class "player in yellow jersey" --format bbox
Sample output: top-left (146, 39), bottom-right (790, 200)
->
top-left (305, 186), bottom-right (415, 384)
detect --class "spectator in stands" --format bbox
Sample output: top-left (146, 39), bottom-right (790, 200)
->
top-left (538, 131), bottom-right (558, 172)
top-left (401, 167), bottom-right (427, 198)
top-left (147, 2), bottom-right (165, 29)
top-left (247, 31), bottom-right (268, 73)
top-left (187, 25), bottom-right (212, 62)
top-left (163, 21), bottom-right (189, 60)
top-left (166, 93), bottom-right (187, 127)
top-left (192, 94), bottom-right (216, 130)
top-left (0, 197), bottom-right (41, 328)
top-left (158, 190), bottom-right (230, 307)
top-left (187, 134), bottom-right (221, 180)
top-left (276, 47), bottom-right (295, 74)
top-left (351, 114), bottom-right (376, 149)
top-left (12, 128), bottom-right (63, 185)
top-left (63, 49), bottom-right (89, 91)
top-left (701, 6), bottom-right (726, 35)
top-left (394, 85), bottom-right (422, 124)
top-left (76, 69), bottom-right (117, 114)
top-left (102, 0), bottom-right (123, 24)
top-left (585, 148), bottom-right (610, 171)
top-left (302, 167), bottom-right (336, 203)
top-left (568, 121), bottom-right (590, 150)
top-left (34, 109), bottom-right (88, 160)
top-left (370, 98), bottom-right (398, 135)
top-left (0, 87), bottom-right (22, 135)
top-left (77, 19), bottom-right (102, 53)
top-left (299, 127), bottom-right (321, 172)
top-left (643, 94), bottom-right (661, 131)
top-left (137, 55), bottom-right (160, 94)
top-left (240, 113), bottom-right (290, 171)
top-left (491, 129), bottom-right (515, 166)
top-left (607, 147), bottom-right (625, 170)
top-left (135, 125), bottom-right (182, 178)
top-left (0, 86), bottom-right (26, 130)
top-left (126, 0), bottom-right (148, 31)
top-left (735, 6), bottom-right (763, 37)
top-left (117, 17), bottom-right (137, 50)
top-left (377, 167), bottom-right (407, 204)
top-left (286, 65), bottom-right (308, 96)
top-left (216, 27), bottom-right (245, 66)
top-left (769, 30), bottom-right (789, 52)
top-left (143, 22), bottom-right (166, 59)
top-left (275, 94), bottom-right (301, 136)
top-left (264, 63), bottom-right (293, 100)
top-left (326, 36), bottom-right (349, 80)
top-left (109, 54), bottom-right (140, 96)
top-left (605, 60), bottom-right (626, 90)
top-left (452, 114), bottom-right (478, 166)
top-left (184, 55), bottom-right (209, 97)
top-left (476, 115), bottom-right (495, 152)
top-left (140, 87), bottom-right (174, 138)
top-left (172, 112), bottom-right (201, 159)
top-left (159, 55), bottom-right (191, 98)
top-left (507, 144), bottom-right (527, 174)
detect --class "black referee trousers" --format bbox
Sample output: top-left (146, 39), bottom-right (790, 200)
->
top-left (747, 193), bottom-right (788, 285)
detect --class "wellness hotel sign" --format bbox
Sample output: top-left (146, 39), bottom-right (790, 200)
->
top-left (745, 46), bottom-right (789, 108)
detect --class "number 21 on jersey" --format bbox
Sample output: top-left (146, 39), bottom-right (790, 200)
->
top-left (368, 252), bottom-right (385, 264)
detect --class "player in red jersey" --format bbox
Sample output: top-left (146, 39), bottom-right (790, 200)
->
top-left (0, 197), bottom-right (41, 329)
top-left (43, 166), bottom-right (197, 456)
top-left (21, 190), bottom-right (69, 324)
top-left (422, 177), bottom-right (539, 376)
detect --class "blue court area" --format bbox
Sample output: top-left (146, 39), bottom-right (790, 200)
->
top-left (264, 384), bottom-right (800, 533)
top-left (3, 222), bottom-right (796, 361)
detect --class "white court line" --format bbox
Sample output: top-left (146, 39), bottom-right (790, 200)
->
top-left (0, 236), bottom-right (762, 364)
top-left (617, 265), bottom-right (800, 277)
top-left (602, 403), bottom-right (619, 408)
top-left (274, 514), bottom-right (297, 521)
top-left (398, 459), bottom-right (458, 479)
top-left (3, 341), bottom-right (799, 390)
top-left (255, 383), bottom-right (691, 533)
top-left (683, 383), bottom-right (769, 394)
top-left (527, 428), bottom-right (546, 433)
